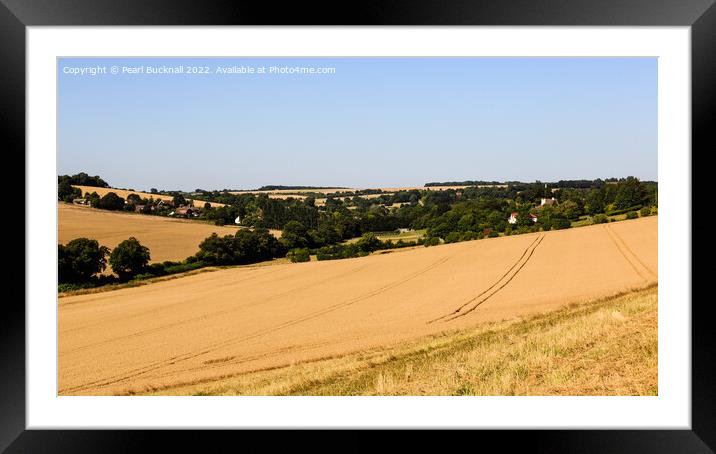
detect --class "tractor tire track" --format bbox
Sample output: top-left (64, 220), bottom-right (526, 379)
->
top-left (438, 234), bottom-right (545, 323)
top-left (602, 225), bottom-right (650, 282)
top-left (605, 224), bottom-right (657, 279)
top-left (59, 265), bottom-right (291, 335)
top-left (154, 256), bottom-right (456, 379)
top-left (427, 235), bottom-right (542, 324)
top-left (60, 256), bottom-right (451, 394)
top-left (61, 264), bottom-right (369, 354)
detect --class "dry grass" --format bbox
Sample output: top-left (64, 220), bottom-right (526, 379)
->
top-left (151, 286), bottom-right (656, 396)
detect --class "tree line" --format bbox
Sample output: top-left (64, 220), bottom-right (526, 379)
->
top-left (59, 174), bottom-right (658, 290)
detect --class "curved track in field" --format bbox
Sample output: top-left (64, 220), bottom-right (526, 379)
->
top-left (428, 235), bottom-right (544, 323)
top-left (439, 234), bottom-right (545, 322)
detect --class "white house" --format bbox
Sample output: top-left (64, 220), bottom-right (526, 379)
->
top-left (509, 212), bottom-right (538, 224)
top-left (540, 197), bottom-right (557, 206)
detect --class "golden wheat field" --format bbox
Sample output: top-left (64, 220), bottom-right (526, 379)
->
top-left (58, 216), bottom-right (657, 396)
top-left (58, 203), bottom-right (245, 263)
top-left (72, 186), bottom-right (226, 208)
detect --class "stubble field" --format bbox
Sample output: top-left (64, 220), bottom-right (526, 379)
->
top-left (58, 216), bottom-right (657, 395)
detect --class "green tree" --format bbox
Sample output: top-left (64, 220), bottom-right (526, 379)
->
top-left (98, 192), bottom-right (125, 210)
top-left (195, 233), bottom-right (236, 265)
top-left (280, 221), bottom-right (309, 249)
top-left (356, 232), bottom-right (382, 252)
top-left (58, 238), bottom-right (110, 283)
top-left (87, 191), bottom-right (101, 208)
top-left (58, 179), bottom-right (82, 202)
top-left (109, 237), bottom-right (151, 280)
top-left (614, 177), bottom-right (645, 210)
top-left (423, 236), bottom-right (440, 247)
top-left (445, 231), bottom-right (461, 243)
top-left (287, 248), bottom-right (311, 263)
top-left (558, 200), bottom-right (581, 220)
top-left (126, 193), bottom-right (142, 204)
top-left (552, 218), bottom-right (572, 230)
top-left (74, 172), bottom-right (107, 187)
top-left (172, 194), bottom-right (187, 207)
top-left (195, 229), bottom-right (284, 266)
top-left (586, 188), bottom-right (606, 215)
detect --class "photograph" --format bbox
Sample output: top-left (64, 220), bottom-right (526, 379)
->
top-left (56, 56), bottom-right (658, 397)
top-left (0, 0), bottom-right (711, 443)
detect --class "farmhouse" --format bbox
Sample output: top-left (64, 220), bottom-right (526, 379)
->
top-left (508, 212), bottom-right (538, 224)
top-left (174, 206), bottom-right (199, 217)
top-left (134, 204), bottom-right (155, 213)
top-left (540, 197), bottom-right (557, 206)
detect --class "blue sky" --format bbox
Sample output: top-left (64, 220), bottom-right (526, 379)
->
top-left (58, 57), bottom-right (657, 191)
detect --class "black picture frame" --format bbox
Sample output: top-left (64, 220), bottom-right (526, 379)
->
top-left (3, 0), bottom-right (711, 451)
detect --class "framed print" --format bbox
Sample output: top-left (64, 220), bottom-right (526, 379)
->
top-left (4, 0), bottom-right (713, 451)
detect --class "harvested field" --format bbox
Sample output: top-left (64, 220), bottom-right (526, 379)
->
top-left (58, 203), bottom-right (271, 263)
top-left (58, 216), bottom-right (657, 396)
top-left (73, 186), bottom-right (226, 208)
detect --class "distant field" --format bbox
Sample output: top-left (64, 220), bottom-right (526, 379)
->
top-left (377, 229), bottom-right (426, 242)
top-left (58, 216), bottom-right (656, 395)
top-left (229, 188), bottom-right (350, 196)
top-left (381, 185), bottom-right (508, 192)
top-left (230, 185), bottom-right (505, 196)
top-left (73, 186), bottom-right (226, 208)
top-left (58, 203), bottom-right (276, 263)
top-left (344, 229), bottom-right (426, 244)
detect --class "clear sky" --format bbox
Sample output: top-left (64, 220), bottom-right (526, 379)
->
top-left (58, 57), bottom-right (657, 192)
